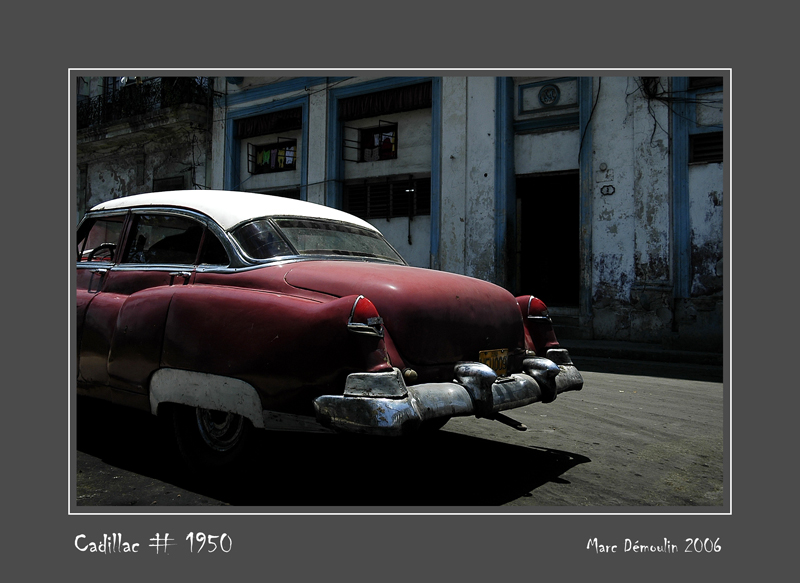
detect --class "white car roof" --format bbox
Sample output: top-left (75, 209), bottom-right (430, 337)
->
top-left (90, 190), bottom-right (379, 232)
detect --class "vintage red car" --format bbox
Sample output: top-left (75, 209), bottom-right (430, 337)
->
top-left (76, 190), bottom-right (583, 469)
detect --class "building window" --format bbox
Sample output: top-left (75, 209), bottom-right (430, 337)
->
top-left (235, 108), bottom-right (302, 140)
top-left (247, 140), bottom-right (297, 174)
top-left (360, 123), bottom-right (397, 162)
top-left (689, 132), bottom-right (723, 164)
top-left (688, 77), bottom-right (723, 90)
top-left (153, 176), bottom-right (185, 191)
top-left (344, 176), bottom-right (430, 220)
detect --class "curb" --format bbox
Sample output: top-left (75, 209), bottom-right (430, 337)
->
top-left (562, 340), bottom-right (724, 366)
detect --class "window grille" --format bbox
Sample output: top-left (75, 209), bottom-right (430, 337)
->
top-left (343, 121), bottom-right (398, 163)
top-left (247, 139), bottom-right (298, 174)
top-left (344, 177), bottom-right (431, 220)
top-left (689, 132), bottom-right (723, 164)
top-left (688, 77), bottom-right (723, 90)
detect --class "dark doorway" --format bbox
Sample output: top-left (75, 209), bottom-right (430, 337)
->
top-left (516, 172), bottom-right (580, 307)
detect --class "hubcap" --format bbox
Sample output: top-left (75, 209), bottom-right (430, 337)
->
top-left (195, 408), bottom-right (244, 452)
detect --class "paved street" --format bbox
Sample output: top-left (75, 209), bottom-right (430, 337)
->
top-left (75, 355), bottom-right (725, 510)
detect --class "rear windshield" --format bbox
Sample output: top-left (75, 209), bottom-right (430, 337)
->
top-left (232, 218), bottom-right (404, 264)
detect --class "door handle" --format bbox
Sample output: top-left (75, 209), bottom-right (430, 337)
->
top-left (169, 271), bottom-right (192, 283)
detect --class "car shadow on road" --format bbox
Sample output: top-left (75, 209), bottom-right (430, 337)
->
top-left (76, 397), bottom-right (590, 509)
top-left (571, 356), bottom-right (724, 383)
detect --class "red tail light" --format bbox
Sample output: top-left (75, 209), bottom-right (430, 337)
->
top-left (516, 295), bottom-right (560, 355)
top-left (346, 295), bottom-right (392, 372)
top-left (347, 295), bottom-right (385, 338)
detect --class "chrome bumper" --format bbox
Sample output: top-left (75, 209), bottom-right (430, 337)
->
top-left (313, 349), bottom-right (583, 436)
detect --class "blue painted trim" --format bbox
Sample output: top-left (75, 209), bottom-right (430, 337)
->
top-left (495, 77), bottom-right (515, 288)
top-left (430, 77), bottom-right (442, 271)
top-left (224, 77), bottom-right (348, 107)
top-left (513, 113), bottom-right (580, 134)
top-left (578, 77), bottom-right (594, 320)
top-left (223, 95), bottom-right (310, 199)
top-left (325, 90), bottom-right (342, 209)
top-left (329, 77), bottom-right (431, 101)
top-left (672, 77), bottom-right (691, 299)
top-left (224, 114), bottom-right (236, 191)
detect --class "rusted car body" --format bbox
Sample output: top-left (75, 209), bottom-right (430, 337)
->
top-left (76, 190), bottom-right (583, 468)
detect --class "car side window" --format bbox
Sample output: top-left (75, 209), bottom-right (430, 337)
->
top-left (77, 215), bottom-right (126, 263)
top-left (123, 214), bottom-right (204, 264)
top-left (122, 213), bottom-right (230, 266)
top-left (198, 230), bottom-right (230, 266)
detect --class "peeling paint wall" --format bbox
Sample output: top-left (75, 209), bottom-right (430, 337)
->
top-left (589, 77), bottom-right (640, 340)
top-left (77, 77), bottom-right (211, 219)
top-left (515, 129), bottom-right (579, 175)
top-left (586, 77), bottom-right (723, 348)
top-left (78, 130), bottom-right (210, 218)
top-left (682, 149), bottom-right (724, 349)
top-left (511, 76), bottom-right (725, 348)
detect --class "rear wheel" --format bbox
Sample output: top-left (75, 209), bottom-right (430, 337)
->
top-left (172, 404), bottom-right (253, 470)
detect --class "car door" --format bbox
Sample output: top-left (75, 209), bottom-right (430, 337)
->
top-left (76, 211), bottom-right (128, 397)
top-left (78, 209), bottom-right (228, 405)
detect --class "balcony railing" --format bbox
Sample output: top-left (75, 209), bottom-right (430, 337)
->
top-left (77, 77), bottom-right (211, 130)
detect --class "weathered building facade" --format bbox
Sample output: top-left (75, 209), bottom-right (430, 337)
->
top-left (75, 74), bottom-right (725, 351)
top-left (76, 76), bottom-right (213, 218)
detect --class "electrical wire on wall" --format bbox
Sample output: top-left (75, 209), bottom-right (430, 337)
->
top-left (628, 76), bottom-right (724, 146)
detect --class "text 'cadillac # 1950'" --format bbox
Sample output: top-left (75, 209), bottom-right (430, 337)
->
top-left (76, 190), bottom-right (583, 469)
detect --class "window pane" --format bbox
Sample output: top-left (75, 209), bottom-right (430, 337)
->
top-left (77, 216), bottom-right (125, 262)
top-left (232, 220), bottom-right (293, 260)
top-left (124, 214), bottom-right (203, 264)
top-left (199, 232), bottom-right (230, 266)
top-left (273, 218), bottom-right (404, 263)
top-left (689, 132), bottom-right (723, 164)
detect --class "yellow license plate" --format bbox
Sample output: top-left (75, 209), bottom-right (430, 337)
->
top-left (479, 348), bottom-right (508, 376)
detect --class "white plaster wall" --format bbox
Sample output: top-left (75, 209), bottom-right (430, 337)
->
top-left (306, 88), bottom-right (328, 206)
top-left (632, 78), bottom-right (671, 284)
top-left (689, 87), bottom-right (724, 294)
top-left (438, 77), bottom-right (498, 281)
top-left (689, 162), bottom-right (724, 295)
top-left (463, 77), bottom-right (498, 282)
top-left (368, 216), bottom-right (432, 268)
top-left (696, 90), bottom-right (724, 128)
top-left (589, 77), bottom-right (637, 300)
top-left (439, 77), bottom-right (469, 275)
top-left (515, 130), bottom-right (579, 175)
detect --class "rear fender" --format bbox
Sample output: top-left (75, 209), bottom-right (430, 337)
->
top-left (160, 288), bottom-right (393, 406)
top-left (149, 368), bottom-right (265, 428)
